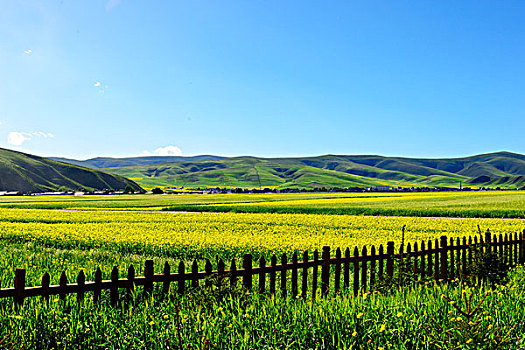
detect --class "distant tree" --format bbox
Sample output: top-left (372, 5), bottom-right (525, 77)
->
top-left (124, 185), bottom-right (134, 194)
top-left (152, 187), bottom-right (164, 194)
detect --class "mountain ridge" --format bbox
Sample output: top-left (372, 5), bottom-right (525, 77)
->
top-left (58, 151), bottom-right (525, 190)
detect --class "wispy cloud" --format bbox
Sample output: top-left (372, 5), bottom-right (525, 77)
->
top-left (141, 145), bottom-right (183, 157)
top-left (7, 131), bottom-right (54, 146)
top-left (93, 81), bottom-right (101, 87)
top-left (106, 0), bottom-right (122, 12)
top-left (24, 49), bottom-right (32, 55)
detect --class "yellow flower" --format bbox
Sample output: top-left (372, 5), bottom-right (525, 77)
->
top-left (149, 321), bottom-right (155, 326)
top-left (397, 312), bottom-right (403, 317)
top-left (357, 313), bottom-right (363, 319)
top-left (466, 339), bottom-right (473, 344)
top-left (352, 331), bottom-right (357, 337)
top-left (379, 324), bottom-right (386, 332)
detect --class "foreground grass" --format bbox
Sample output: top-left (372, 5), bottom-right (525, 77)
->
top-left (2, 266), bottom-right (525, 349)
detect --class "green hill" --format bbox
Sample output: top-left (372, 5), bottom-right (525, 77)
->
top-left (0, 148), bottom-right (143, 193)
top-left (90, 151), bottom-right (525, 190)
top-left (49, 155), bottom-right (225, 169)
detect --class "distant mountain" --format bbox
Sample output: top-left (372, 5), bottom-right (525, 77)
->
top-left (0, 148), bottom-right (143, 193)
top-left (100, 151), bottom-right (525, 190)
top-left (50, 155), bottom-right (225, 169)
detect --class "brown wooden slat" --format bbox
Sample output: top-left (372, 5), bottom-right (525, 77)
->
top-left (281, 254), bottom-right (287, 297)
top-left (334, 248), bottom-right (341, 293)
top-left (230, 259), bottom-right (238, 288)
top-left (42, 272), bottom-right (50, 303)
top-left (312, 250), bottom-right (318, 300)
top-left (370, 245), bottom-right (376, 289)
top-left (59, 271), bottom-right (68, 301)
top-left (440, 236), bottom-right (448, 280)
top-left (321, 247), bottom-right (330, 297)
top-left (94, 267), bottom-right (102, 304)
top-left (378, 244), bottom-right (384, 281)
top-left (14, 269), bottom-right (25, 307)
top-left (301, 251), bottom-right (308, 299)
top-left (344, 248), bottom-right (350, 288)
top-left (270, 255), bottom-right (277, 295)
top-left (243, 254), bottom-right (252, 290)
top-left (291, 252), bottom-right (298, 299)
top-left (144, 260), bottom-right (154, 296)
top-left (77, 270), bottom-right (85, 303)
top-left (259, 256), bottom-right (266, 294)
top-left (361, 246), bottom-right (367, 293)
top-left (110, 266), bottom-right (119, 306)
top-left (178, 261), bottom-right (185, 295)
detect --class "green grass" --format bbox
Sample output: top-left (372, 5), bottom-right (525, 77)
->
top-left (2, 238), bottom-right (525, 349)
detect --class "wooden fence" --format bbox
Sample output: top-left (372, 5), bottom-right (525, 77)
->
top-left (2, 230), bottom-right (524, 307)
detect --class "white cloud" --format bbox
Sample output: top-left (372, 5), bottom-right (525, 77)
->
top-left (7, 131), bottom-right (54, 146)
top-left (24, 49), bottom-right (32, 54)
top-left (7, 132), bottom-right (31, 146)
top-left (141, 145), bottom-right (183, 157)
top-left (93, 81), bottom-right (101, 87)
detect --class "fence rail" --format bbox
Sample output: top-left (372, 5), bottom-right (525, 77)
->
top-left (2, 230), bottom-right (524, 307)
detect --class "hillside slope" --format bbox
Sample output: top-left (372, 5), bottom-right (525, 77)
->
top-left (0, 148), bottom-right (143, 193)
top-left (50, 155), bottom-right (225, 169)
top-left (56, 151), bottom-right (525, 190)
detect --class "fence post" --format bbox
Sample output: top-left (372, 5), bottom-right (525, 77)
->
top-left (334, 248), bottom-right (341, 293)
top-left (178, 261), bottom-right (185, 295)
top-left (42, 272), bottom-right (50, 304)
top-left (370, 245), bottom-right (376, 289)
top-left (127, 265), bottom-right (136, 299)
top-left (361, 246), bottom-right (368, 293)
top-left (77, 270), bottom-right (85, 303)
top-left (312, 250), bottom-right (318, 299)
top-left (321, 246), bottom-right (330, 297)
top-left (94, 267), bottom-right (102, 304)
top-left (243, 254), bottom-right (253, 290)
top-left (386, 241), bottom-right (395, 278)
top-left (144, 260), bottom-right (154, 296)
top-left (270, 255), bottom-right (277, 295)
top-left (353, 247), bottom-right (359, 297)
top-left (59, 271), bottom-right (68, 301)
top-left (485, 230), bottom-right (492, 254)
top-left (291, 252), bottom-right (298, 299)
top-left (110, 266), bottom-right (119, 307)
top-left (259, 256), bottom-right (266, 294)
top-left (163, 262), bottom-right (171, 295)
top-left (449, 238), bottom-right (455, 279)
top-left (14, 269), bottom-right (25, 308)
top-left (378, 245), bottom-right (384, 280)
top-left (281, 254), bottom-right (287, 297)
top-left (301, 251), bottom-right (308, 299)
top-left (440, 236), bottom-right (448, 281)
top-left (230, 259), bottom-right (238, 288)
top-left (192, 261), bottom-right (199, 288)
top-left (344, 248), bottom-right (350, 288)
top-left (205, 260), bottom-right (212, 287)
top-left (520, 231), bottom-right (525, 264)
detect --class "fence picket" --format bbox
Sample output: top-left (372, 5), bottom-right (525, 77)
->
top-left (427, 240), bottom-right (432, 277)
top-left (461, 237), bottom-right (467, 277)
top-left (178, 261), bottom-right (185, 295)
top-left (259, 256), bottom-right (266, 294)
top-left (281, 254), bottom-right (287, 297)
top-left (230, 259), bottom-right (237, 288)
top-left (361, 246), bottom-right (367, 292)
top-left (312, 250), bottom-right (318, 299)
top-left (192, 261), bottom-right (199, 288)
top-left (291, 252), bottom-right (298, 299)
top-left (301, 251), bottom-right (308, 299)
top-left (14, 269), bottom-right (25, 308)
top-left (420, 241), bottom-right (425, 279)
top-left (353, 247), bottom-right (359, 297)
top-left (370, 245), bottom-right (376, 289)
top-left (144, 260), bottom-right (154, 296)
top-left (94, 267), bottom-right (102, 304)
top-left (270, 255), bottom-right (277, 295)
top-left (42, 272), bottom-right (50, 304)
top-left (77, 270), bottom-right (85, 303)
top-left (378, 245), bottom-right (384, 281)
top-left (127, 265), bottom-right (135, 299)
top-left (321, 247), bottom-right (330, 296)
top-left (344, 248), bottom-right (350, 288)
top-left (162, 262), bottom-right (170, 295)
top-left (334, 248), bottom-right (341, 293)
top-left (110, 266), bottom-right (118, 307)
top-left (59, 271), bottom-right (68, 301)
top-left (205, 259), bottom-right (212, 287)
top-left (243, 255), bottom-right (252, 290)
top-left (386, 242), bottom-right (394, 278)
top-left (440, 236), bottom-right (448, 281)
top-left (449, 237), bottom-right (455, 279)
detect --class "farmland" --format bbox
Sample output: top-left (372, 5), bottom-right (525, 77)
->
top-left (1, 191), bottom-right (525, 348)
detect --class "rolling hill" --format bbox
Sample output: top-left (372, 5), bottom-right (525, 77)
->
top-left (50, 155), bottom-right (225, 169)
top-left (68, 151), bottom-right (525, 190)
top-left (0, 148), bottom-right (143, 193)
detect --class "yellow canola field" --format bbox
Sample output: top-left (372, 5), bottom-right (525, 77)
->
top-left (1, 208), bottom-right (524, 259)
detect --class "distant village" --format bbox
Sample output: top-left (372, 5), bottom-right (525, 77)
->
top-left (1, 185), bottom-right (523, 197)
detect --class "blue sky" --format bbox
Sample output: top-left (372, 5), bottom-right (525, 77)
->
top-left (1, 1), bottom-right (524, 159)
